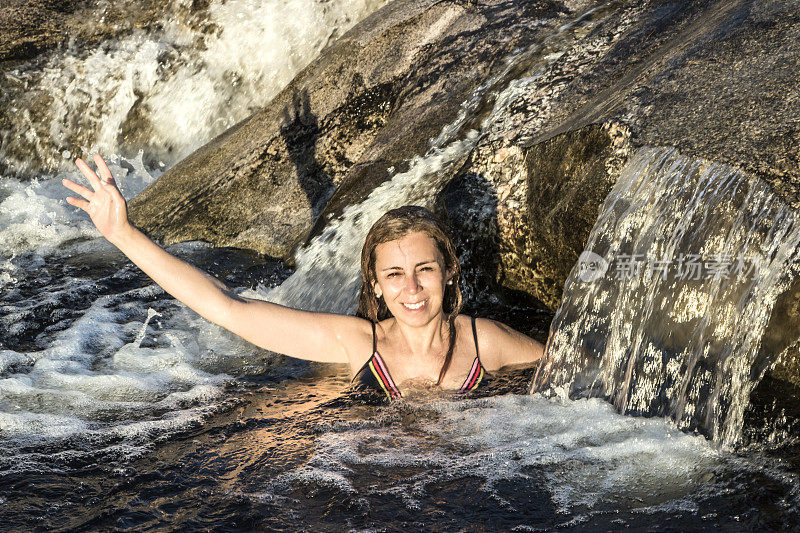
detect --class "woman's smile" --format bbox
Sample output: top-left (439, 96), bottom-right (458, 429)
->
top-left (402, 298), bottom-right (428, 311)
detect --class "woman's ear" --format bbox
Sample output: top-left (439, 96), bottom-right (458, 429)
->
top-left (445, 269), bottom-right (455, 286)
top-left (373, 281), bottom-right (383, 299)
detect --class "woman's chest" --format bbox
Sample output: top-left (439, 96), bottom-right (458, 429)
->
top-left (379, 345), bottom-right (480, 391)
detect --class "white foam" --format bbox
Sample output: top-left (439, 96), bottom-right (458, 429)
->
top-left (0, 286), bottom-right (259, 445)
top-left (0, 152), bottom-right (159, 257)
top-left (0, 411), bottom-right (90, 440)
top-left (261, 395), bottom-right (722, 516)
top-left (0, 350), bottom-right (34, 374)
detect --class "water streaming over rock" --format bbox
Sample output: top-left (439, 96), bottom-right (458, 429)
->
top-left (533, 147), bottom-right (800, 446)
top-left (0, 0), bottom-right (388, 468)
top-left (3, 2), bottom-right (800, 527)
top-left (0, 0), bottom-right (387, 178)
top-left (266, 4), bottom-right (615, 313)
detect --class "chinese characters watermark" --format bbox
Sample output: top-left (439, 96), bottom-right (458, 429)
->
top-left (577, 252), bottom-right (759, 282)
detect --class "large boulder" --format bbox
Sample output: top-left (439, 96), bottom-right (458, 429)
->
top-left (127, 0), bottom-right (800, 389)
top-left (441, 123), bottom-right (631, 312)
top-left (436, 0), bottom-right (800, 390)
top-left (127, 0), bottom-right (572, 259)
top-left (445, 0), bottom-right (800, 309)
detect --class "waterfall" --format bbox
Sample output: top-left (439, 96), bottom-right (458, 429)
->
top-left (533, 147), bottom-right (800, 446)
top-left (0, 2), bottom-right (614, 457)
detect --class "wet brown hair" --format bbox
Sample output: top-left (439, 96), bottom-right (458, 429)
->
top-left (357, 206), bottom-right (463, 385)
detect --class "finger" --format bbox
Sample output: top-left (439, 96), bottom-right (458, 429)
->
top-left (62, 178), bottom-right (94, 200)
top-left (66, 196), bottom-right (90, 211)
top-left (75, 157), bottom-right (102, 190)
top-left (93, 153), bottom-right (115, 184)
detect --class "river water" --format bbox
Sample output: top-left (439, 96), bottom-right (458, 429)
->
top-left (2, 0), bottom-right (800, 530)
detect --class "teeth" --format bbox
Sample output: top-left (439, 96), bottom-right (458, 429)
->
top-left (404, 300), bottom-right (426, 310)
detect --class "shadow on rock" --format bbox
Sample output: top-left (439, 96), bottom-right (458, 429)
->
top-left (437, 170), bottom-right (552, 343)
top-left (280, 89), bottom-right (334, 218)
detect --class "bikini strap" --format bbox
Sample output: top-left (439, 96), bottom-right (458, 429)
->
top-left (459, 316), bottom-right (485, 393)
top-left (371, 321), bottom-right (377, 354)
top-left (471, 316), bottom-right (479, 358)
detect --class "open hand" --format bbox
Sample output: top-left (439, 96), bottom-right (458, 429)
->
top-left (63, 154), bottom-right (131, 244)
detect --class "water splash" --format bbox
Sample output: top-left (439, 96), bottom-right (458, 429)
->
top-left (0, 152), bottom-right (159, 256)
top-left (0, 2), bottom-right (614, 466)
top-left (0, 0), bottom-right (387, 177)
top-left (533, 147), bottom-right (800, 446)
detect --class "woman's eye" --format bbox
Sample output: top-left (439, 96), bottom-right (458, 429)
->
top-left (386, 272), bottom-right (400, 278)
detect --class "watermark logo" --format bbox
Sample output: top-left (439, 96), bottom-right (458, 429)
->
top-left (577, 251), bottom-right (609, 282)
top-left (575, 251), bottom-right (760, 283)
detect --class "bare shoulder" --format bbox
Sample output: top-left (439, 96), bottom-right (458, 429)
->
top-left (468, 316), bottom-right (544, 372)
top-left (329, 314), bottom-right (376, 371)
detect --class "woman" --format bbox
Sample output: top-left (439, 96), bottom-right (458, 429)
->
top-left (63, 155), bottom-right (544, 400)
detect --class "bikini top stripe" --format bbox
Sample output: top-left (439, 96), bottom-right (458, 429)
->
top-left (366, 350), bottom-right (402, 400)
top-left (351, 317), bottom-right (487, 400)
top-left (460, 352), bottom-right (484, 393)
top-left (459, 315), bottom-right (485, 392)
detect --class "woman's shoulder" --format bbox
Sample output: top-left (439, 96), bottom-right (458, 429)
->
top-left (326, 315), bottom-right (378, 372)
top-left (468, 315), bottom-right (546, 370)
top-left (459, 315), bottom-right (523, 371)
top-left (454, 314), bottom-right (502, 333)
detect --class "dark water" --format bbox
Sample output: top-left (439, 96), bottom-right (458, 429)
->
top-left (3, 371), bottom-right (800, 531)
top-left (2, 0), bottom-right (800, 528)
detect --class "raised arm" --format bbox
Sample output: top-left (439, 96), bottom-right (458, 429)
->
top-left (473, 317), bottom-right (545, 372)
top-left (63, 155), bottom-right (370, 366)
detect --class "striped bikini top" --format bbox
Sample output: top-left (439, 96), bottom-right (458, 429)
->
top-left (351, 317), bottom-right (487, 401)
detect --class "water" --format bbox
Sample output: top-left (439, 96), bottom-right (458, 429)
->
top-left (4, 375), bottom-right (799, 530)
top-left (0, 0), bottom-right (387, 177)
top-left (533, 147), bottom-right (800, 446)
top-left (2, 0), bottom-right (800, 529)
top-left (268, 2), bottom-right (621, 313)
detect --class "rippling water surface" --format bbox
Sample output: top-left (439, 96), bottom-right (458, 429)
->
top-left (4, 351), bottom-right (800, 530)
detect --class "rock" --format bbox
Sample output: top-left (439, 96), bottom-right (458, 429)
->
top-left (436, 0), bottom-right (800, 390)
top-left (445, 0), bottom-right (800, 306)
top-left (0, 0), bottom-right (81, 64)
top-left (127, 0), bottom-right (572, 259)
top-left (126, 0), bottom-right (800, 389)
top-left (442, 123), bottom-right (631, 311)
top-left (0, 0), bottom-right (183, 66)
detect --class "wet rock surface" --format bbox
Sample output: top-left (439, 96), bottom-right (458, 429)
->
top-left (127, 0), bottom-right (800, 296)
top-left (52, 1), bottom-right (800, 394)
top-left (434, 0), bottom-right (800, 389)
top-left (443, 123), bottom-right (631, 312)
top-left (450, 0), bottom-right (800, 307)
top-left (0, 0), bottom-right (183, 66)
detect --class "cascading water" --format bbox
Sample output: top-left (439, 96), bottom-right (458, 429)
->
top-left (0, 0), bottom-right (387, 177)
top-left (0, 0), bottom-right (388, 467)
top-left (533, 147), bottom-right (800, 446)
top-left (0, 0), bottom-right (612, 464)
top-left (266, 4), bottom-right (616, 313)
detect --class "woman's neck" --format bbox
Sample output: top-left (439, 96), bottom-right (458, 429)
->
top-left (390, 313), bottom-right (450, 363)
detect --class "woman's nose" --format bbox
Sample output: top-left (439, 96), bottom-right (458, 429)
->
top-left (405, 272), bottom-right (421, 293)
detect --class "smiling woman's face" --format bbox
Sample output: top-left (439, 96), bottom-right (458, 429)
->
top-left (373, 231), bottom-right (452, 326)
